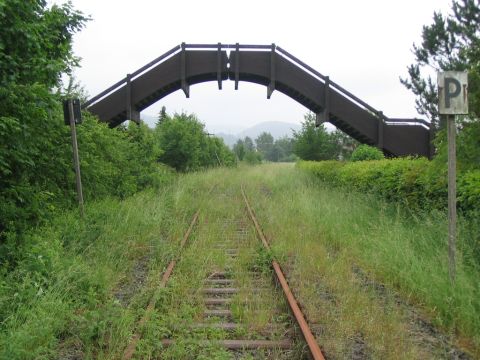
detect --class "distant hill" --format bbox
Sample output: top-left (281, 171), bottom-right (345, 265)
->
top-left (139, 116), bottom-right (300, 148)
top-left (238, 121), bottom-right (300, 140)
top-left (218, 121), bottom-right (300, 148)
top-left (217, 133), bottom-right (238, 148)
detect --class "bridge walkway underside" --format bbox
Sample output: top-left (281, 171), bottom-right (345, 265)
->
top-left (85, 44), bottom-right (432, 158)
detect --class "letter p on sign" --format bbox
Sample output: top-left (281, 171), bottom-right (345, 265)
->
top-left (438, 71), bottom-right (468, 115)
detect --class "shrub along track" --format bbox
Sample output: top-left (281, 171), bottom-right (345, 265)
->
top-left (122, 185), bottom-right (325, 359)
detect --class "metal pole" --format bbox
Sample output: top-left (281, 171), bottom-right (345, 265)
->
top-left (447, 114), bottom-right (456, 282)
top-left (69, 100), bottom-right (85, 217)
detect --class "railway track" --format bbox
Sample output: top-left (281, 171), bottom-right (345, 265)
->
top-left (123, 187), bottom-right (325, 359)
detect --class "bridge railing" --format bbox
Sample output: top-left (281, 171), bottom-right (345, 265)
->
top-left (83, 45), bottom-right (182, 108)
top-left (83, 43), bottom-right (430, 130)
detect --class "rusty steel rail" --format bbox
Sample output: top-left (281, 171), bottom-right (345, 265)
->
top-left (241, 186), bottom-right (326, 360)
top-left (122, 210), bottom-right (200, 360)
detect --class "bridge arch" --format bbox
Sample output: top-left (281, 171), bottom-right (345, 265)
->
top-left (84, 43), bottom-right (432, 158)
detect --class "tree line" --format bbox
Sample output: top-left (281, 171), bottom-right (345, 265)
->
top-left (0, 1), bottom-right (235, 251)
top-left (155, 108), bottom-right (235, 171)
top-left (232, 113), bottom-right (359, 163)
top-left (401, 0), bottom-right (479, 172)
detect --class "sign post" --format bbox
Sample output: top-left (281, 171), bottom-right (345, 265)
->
top-left (437, 71), bottom-right (468, 283)
top-left (63, 99), bottom-right (84, 217)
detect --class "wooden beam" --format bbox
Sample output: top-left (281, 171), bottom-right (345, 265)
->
top-left (267, 43), bottom-right (276, 99)
top-left (217, 42), bottom-right (222, 90)
top-left (181, 42), bottom-right (190, 98)
top-left (235, 43), bottom-right (239, 90)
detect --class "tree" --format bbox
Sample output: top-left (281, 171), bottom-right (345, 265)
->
top-left (156, 112), bottom-right (234, 171)
top-left (209, 137), bottom-right (236, 167)
top-left (156, 113), bottom-right (204, 171)
top-left (255, 132), bottom-right (274, 160)
top-left (330, 129), bottom-right (359, 160)
top-left (273, 136), bottom-right (296, 162)
top-left (400, 0), bottom-right (480, 170)
top-left (401, 0), bottom-right (480, 124)
top-left (0, 1), bottom-right (89, 236)
top-left (0, 1), bottom-right (88, 88)
top-left (244, 151), bottom-right (262, 165)
top-left (243, 136), bottom-right (255, 152)
top-left (157, 106), bottom-right (169, 126)
top-left (233, 139), bottom-right (246, 161)
top-left (292, 113), bottom-right (339, 160)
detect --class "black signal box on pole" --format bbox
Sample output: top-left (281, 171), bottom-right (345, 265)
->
top-left (63, 99), bottom-right (82, 125)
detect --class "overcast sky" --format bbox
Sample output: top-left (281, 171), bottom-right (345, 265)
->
top-left (66, 0), bottom-right (452, 134)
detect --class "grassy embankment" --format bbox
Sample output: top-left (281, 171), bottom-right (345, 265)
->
top-left (0, 182), bottom-right (189, 359)
top-left (242, 163), bottom-right (480, 358)
top-left (1, 164), bottom-right (479, 359)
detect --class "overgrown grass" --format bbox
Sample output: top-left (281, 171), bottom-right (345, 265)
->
top-left (242, 163), bottom-right (480, 358)
top-left (137, 170), bottom-right (302, 359)
top-left (297, 159), bottom-right (480, 218)
top-left (3, 164), bottom-right (478, 359)
top-left (0, 184), bottom-right (184, 359)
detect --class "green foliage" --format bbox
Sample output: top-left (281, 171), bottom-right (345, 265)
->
top-left (433, 122), bottom-right (480, 173)
top-left (350, 144), bottom-right (385, 161)
top-left (77, 116), bottom-right (171, 201)
top-left (0, 0), bottom-right (89, 88)
top-left (0, 85), bottom-right (71, 235)
top-left (247, 164), bottom-right (480, 353)
top-left (155, 112), bottom-right (235, 172)
top-left (330, 129), bottom-right (359, 160)
top-left (244, 151), bottom-right (262, 165)
top-left (0, 0), bottom-right (174, 257)
top-left (234, 134), bottom-right (295, 163)
top-left (243, 136), bottom-right (254, 152)
top-left (233, 139), bottom-right (246, 160)
top-left (299, 158), bottom-right (480, 271)
top-left (401, 0), bottom-right (480, 170)
top-left (0, 93), bottom-right (172, 240)
top-left (401, 0), bottom-right (480, 123)
top-left (157, 105), bottom-right (169, 126)
top-left (0, 0), bottom-right (90, 237)
top-left (0, 189), bottom-right (176, 359)
top-left (272, 136), bottom-right (294, 161)
top-left (1, 113), bottom-right (174, 268)
top-left (458, 170), bottom-right (480, 214)
top-left (255, 132), bottom-right (274, 158)
top-left (269, 136), bottom-right (296, 162)
top-left (293, 113), bottom-right (350, 161)
top-left (298, 159), bottom-right (480, 217)
top-left (0, 0), bottom-right (231, 250)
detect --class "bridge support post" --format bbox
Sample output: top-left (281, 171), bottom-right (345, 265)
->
top-left (217, 42), bottom-right (222, 90)
top-left (126, 73), bottom-right (140, 124)
top-left (377, 111), bottom-right (384, 150)
top-left (235, 43), bottom-right (240, 90)
top-left (181, 42), bottom-right (190, 98)
top-left (267, 43), bottom-right (276, 99)
top-left (316, 76), bottom-right (330, 127)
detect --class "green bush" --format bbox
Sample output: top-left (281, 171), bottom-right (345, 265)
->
top-left (350, 144), bottom-right (385, 161)
top-left (155, 112), bottom-right (235, 171)
top-left (458, 170), bottom-right (480, 213)
top-left (0, 0), bottom-right (174, 248)
top-left (297, 159), bottom-right (479, 217)
top-left (0, 104), bottom-right (174, 241)
top-left (244, 151), bottom-right (263, 165)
